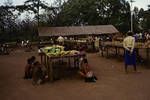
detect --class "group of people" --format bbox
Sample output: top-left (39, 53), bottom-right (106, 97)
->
top-left (78, 31), bottom-right (150, 77)
top-left (21, 40), bottom-right (30, 47)
top-left (24, 55), bottom-right (97, 84)
top-left (134, 31), bottom-right (150, 42)
top-left (24, 56), bottom-right (48, 85)
top-left (24, 31), bottom-right (150, 84)
top-left (0, 43), bottom-right (9, 55)
top-left (21, 40), bottom-right (33, 51)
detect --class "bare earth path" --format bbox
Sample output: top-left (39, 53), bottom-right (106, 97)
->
top-left (0, 50), bottom-right (150, 100)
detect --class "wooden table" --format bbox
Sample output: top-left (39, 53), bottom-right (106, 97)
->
top-left (39, 53), bottom-right (85, 82)
top-left (100, 42), bottom-right (150, 65)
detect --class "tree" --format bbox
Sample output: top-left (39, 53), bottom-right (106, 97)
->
top-left (0, 0), bottom-right (19, 42)
top-left (49, 0), bottom-right (131, 33)
top-left (132, 7), bottom-right (140, 32)
top-left (24, 0), bottom-right (50, 25)
top-left (138, 7), bottom-right (150, 31)
top-left (148, 5), bottom-right (150, 11)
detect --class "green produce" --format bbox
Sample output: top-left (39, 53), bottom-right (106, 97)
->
top-left (41, 45), bottom-right (80, 57)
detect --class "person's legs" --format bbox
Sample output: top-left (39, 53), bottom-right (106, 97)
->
top-left (85, 77), bottom-right (96, 82)
top-left (133, 64), bottom-right (137, 71)
top-left (93, 76), bottom-right (98, 80)
top-left (79, 71), bottom-right (86, 77)
top-left (125, 64), bottom-right (128, 73)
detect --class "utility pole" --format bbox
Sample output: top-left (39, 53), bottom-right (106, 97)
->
top-left (37, 0), bottom-right (40, 27)
top-left (130, 0), bottom-right (135, 32)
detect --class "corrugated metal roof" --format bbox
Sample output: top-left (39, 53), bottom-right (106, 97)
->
top-left (38, 25), bottom-right (119, 36)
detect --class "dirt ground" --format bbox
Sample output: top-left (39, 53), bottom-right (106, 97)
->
top-left (0, 48), bottom-right (150, 100)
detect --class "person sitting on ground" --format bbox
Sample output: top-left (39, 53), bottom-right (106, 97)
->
top-left (24, 56), bottom-right (36, 79)
top-left (32, 61), bottom-right (48, 85)
top-left (79, 56), bottom-right (97, 82)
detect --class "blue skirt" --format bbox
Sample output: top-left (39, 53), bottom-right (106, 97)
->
top-left (124, 49), bottom-right (136, 65)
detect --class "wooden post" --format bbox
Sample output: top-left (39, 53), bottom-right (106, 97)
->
top-left (68, 56), bottom-right (71, 68)
top-left (47, 57), bottom-right (53, 82)
top-left (73, 56), bottom-right (76, 68)
top-left (45, 56), bottom-right (48, 69)
top-left (115, 46), bottom-right (117, 56)
top-left (40, 54), bottom-right (42, 63)
top-left (106, 46), bottom-right (109, 58)
top-left (146, 48), bottom-right (150, 65)
top-left (44, 54), bottom-right (46, 66)
top-left (102, 46), bottom-right (104, 57)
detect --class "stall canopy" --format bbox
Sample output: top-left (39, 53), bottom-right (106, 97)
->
top-left (38, 25), bottom-right (119, 36)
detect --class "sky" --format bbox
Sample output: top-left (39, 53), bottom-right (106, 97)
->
top-left (0, 0), bottom-right (149, 10)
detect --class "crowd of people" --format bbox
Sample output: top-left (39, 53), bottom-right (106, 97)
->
top-left (133, 31), bottom-right (150, 42)
top-left (22, 31), bottom-right (150, 84)
top-left (24, 46), bottom-right (99, 85)
top-left (21, 40), bottom-right (33, 51)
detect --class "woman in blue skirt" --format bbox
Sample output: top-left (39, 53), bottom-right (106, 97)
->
top-left (123, 31), bottom-right (136, 73)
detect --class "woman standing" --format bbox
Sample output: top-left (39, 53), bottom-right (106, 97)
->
top-left (123, 32), bottom-right (136, 73)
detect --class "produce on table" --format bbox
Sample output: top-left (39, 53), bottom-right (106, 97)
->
top-left (42, 45), bottom-right (80, 57)
top-left (70, 50), bottom-right (80, 55)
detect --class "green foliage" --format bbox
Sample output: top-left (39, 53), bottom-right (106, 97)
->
top-left (0, 0), bottom-right (50, 42)
top-left (49, 0), bottom-right (131, 33)
top-left (0, 0), bottom-right (150, 42)
top-left (138, 8), bottom-right (150, 31)
top-left (24, 0), bottom-right (49, 13)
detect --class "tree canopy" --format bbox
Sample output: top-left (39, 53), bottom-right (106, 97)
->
top-left (0, 0), bottom-right (150, 42)
top-left (47, 0), bottom-right (131, 32)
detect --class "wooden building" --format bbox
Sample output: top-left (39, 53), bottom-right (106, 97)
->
top-left (38, 25), bottom-right (119, 37)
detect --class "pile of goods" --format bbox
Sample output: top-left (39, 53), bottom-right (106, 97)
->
top-left (42, 45), bottom-right (80, 57)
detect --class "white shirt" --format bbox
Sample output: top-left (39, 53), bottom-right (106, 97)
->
top-left (123, 36), bottom-right (135, 52)
top-left (94, 37), bottom-right (100, 48)
top-left (57, 36), bottom-right (64, 42)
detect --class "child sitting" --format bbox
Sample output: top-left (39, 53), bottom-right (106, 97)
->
top-left (32, 61), bottom-right (48, 85)
top-left (79, 57), bottom-right (97, 82)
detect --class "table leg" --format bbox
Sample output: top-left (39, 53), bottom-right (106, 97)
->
top-left (48, 58), bottom-right (53, 82)
top-left (106, 46), bottom-right (109, 57)
top-left (146, 48), bottom-right (150, 65)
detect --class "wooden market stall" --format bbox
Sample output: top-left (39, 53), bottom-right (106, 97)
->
top-left (99, 41), bottom-right (150, 65)
top-left (39, 45), bottom-right (85, 82)
top-left (37, 25), bottom-right (120, 81)
top-left (40, 52), bottom-right (85, 81)
top-left (38, 25), bottom-right (119, 51)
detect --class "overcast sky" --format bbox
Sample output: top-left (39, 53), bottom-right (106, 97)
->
top-left (0, 0), bottom-right (150, 10)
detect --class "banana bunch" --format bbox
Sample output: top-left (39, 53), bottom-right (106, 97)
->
top-left (60, 51), bottom-right (70, 56)
top-left (69, 50), bottom-right (80, 55)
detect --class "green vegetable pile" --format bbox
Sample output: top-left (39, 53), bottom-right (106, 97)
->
top-left (42, 45), bottom-right (80, 57)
